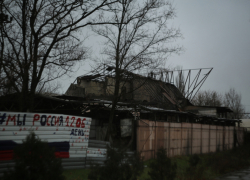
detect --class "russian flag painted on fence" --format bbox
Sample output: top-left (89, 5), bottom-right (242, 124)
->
top-left (0, 140), bottom-right (70, 160)
top-left (0, 112), bottom-right (91, 161)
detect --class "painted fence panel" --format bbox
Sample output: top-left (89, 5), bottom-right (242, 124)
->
top-left (87, 148), bottom-right (107, 158)
top-left (137, 120), bottom-right (155, 160)
top-left (201, 124), bottom-right (210, 154)
top-left (229, 126), bottom-right (234, 149)
top-left (224, 126), bottom-right (232, 150)
top-left (155, 122), bottom-right (170, 154)
top-left (192, 124), bottom-right (201, 154)
top-left (236, 127), bottom-right (245, 145)
top-left (169, 123), bottom-right (182, 157)
top-left (137, 120), bottom-right (246, 160)
top-left (209, 125), bottom-right (217, 153)
top-left (155, 121), bottom-right (163, 150)
top-left (0, 111), bottom-right (92, 161)
top-left (216, 126), bottom-right (224, 151)
top-left (181, 123), bottom-right (192, 156)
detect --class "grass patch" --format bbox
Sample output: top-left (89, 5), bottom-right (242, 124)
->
top-left (63, 169), bottom-right (90, 180)
top-left (172, 143), bottom-right (250, 180)
top-left (63, 144), bottom-right (250, 180)
top-left (172, 155), bottom-right (218, 180)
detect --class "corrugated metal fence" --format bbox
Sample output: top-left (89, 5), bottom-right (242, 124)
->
top-left (0, 112), bottom-right (92, 160)
top-left (137, 120), bottom-right (245, 160)
top-left (0, 140), bottom-right (109, 176)
top-left (0, 111), bottom-right (110, 176)
top-left (60, 140), bottom-right (110, 169)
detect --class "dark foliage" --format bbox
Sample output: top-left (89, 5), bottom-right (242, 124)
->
top-left (203, 142), bottom-right (250, 175)
top-left (188, 154), bottom-right (201, 167)
top-left (148, 148), bottom-right (176, 180)
top-left (184, 154), bottom-right (205, 180)
top-left (2, 132), bottom-right (64, 180)
top-left (244, 132), bottom-right (250, 145)
top-left (88, 146), bottom-right (144, 180)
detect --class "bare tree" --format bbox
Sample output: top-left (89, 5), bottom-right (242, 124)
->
top-left (223, 88), bottom-right (245, 119)
top-left (191, 88), bottom-right (246, 119)
top-left (91, 0), bottom-right (182, 141)
top-left (0, 0), bottom-right (118, 111)
top-left (191, 90), bottom-right (223, 106)
top-left (37, 80), bottom-right (62, 95)
top-left (0, 0), bottom-right (13, 96)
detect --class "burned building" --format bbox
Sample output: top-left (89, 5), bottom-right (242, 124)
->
top-left (65, 67), bottom-right (190, 111)
top-left (0, 67), bottom-right (243, 154)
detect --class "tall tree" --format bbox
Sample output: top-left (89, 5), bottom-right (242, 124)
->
top-left (191, 89), bottom-right (246, 119)
top-left (0, 0), bottom-right (117, 111)
top-left (191, 90), bottom-right (223, 106)
top-left (223, 88), bottom-right (245, 119)
top-left (91, 0), bottom-right (182, 141)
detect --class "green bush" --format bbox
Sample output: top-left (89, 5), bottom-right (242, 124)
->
top-left (188, 154), bottom-right (200, 167)
top-left (2, 132), bottom-right (64, 180)
top-left (147, 148), bottom-right (176, 180)
top-left (88, 146), bottom-right (144, 180)
top-left (208, 144), bottom-right (250, 174)
top-left (184, 154), bottom-right (205, 180)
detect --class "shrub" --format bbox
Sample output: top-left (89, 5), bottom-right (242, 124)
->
top-left (2, 132), bottom-right (64, 180)
top-left (188, 154), bottom-right (200, 167)
top-left (208, 144), bottom-right (250, 174)
top-left (88, 146), bottom-right (144, 180)
top-left (148, 148), bottom-right (176, 180)
top-left (184, 154), bottom-right (205, 180)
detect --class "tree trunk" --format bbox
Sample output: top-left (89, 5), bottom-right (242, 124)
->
top-left (105, 70), bottom-right (121, 142)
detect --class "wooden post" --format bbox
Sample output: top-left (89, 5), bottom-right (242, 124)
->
top-left (216, 125), bottom-right (218, 151)
top-left (208, 124), bottom-right (210, 153)
top-left (191, 123), bottom-right (193, 155)
top-left (200, 124), bottom-right (202, 154)
top-left (181, 122), bottom-right (182, 155)
top-left (168, 122), bottom-right (171, 157)
top-left (224, 126), bottom-right (225, 150)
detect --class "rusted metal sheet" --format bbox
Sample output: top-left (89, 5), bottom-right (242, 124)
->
top-left (0, 111), bottom-right (91, 161)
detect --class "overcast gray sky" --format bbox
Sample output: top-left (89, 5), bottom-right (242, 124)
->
top-left (168, 0), bottom-right (250, 113)
top-left (62, 0), bottom-right (250, 113)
